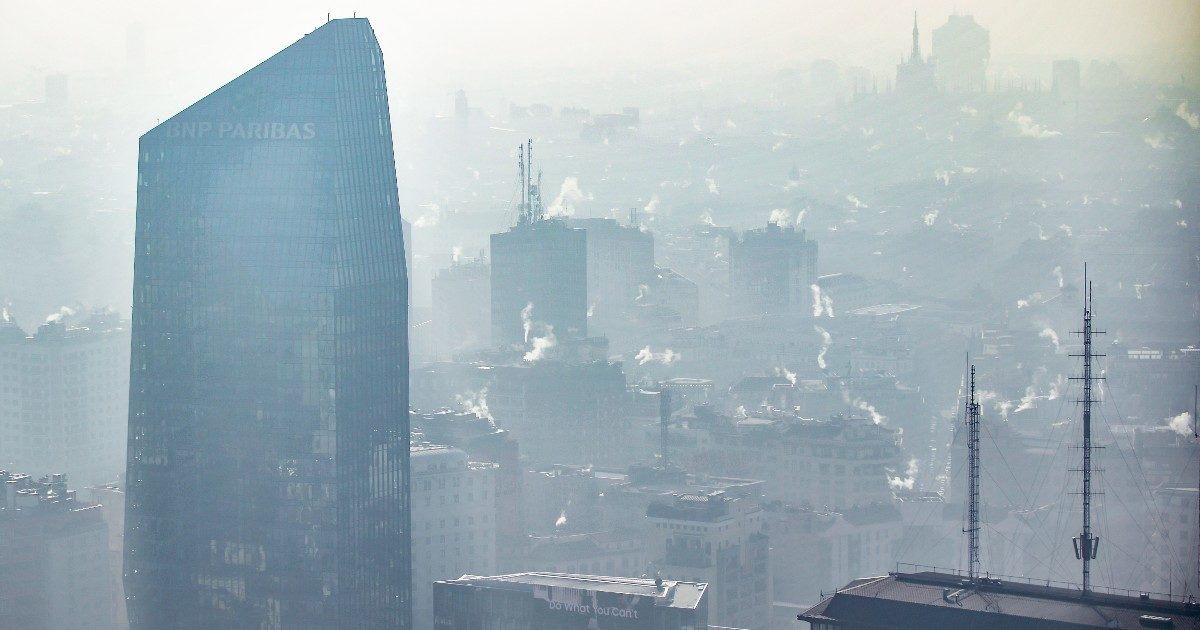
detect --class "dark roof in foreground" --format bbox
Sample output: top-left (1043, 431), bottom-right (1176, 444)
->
top-left (438, 572), bottom-right (706, 611)
top-left (800, 571), bottom-right (1200, 629)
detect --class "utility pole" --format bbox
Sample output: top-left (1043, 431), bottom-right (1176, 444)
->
top-left (1071, 266), bottom-right (1104, 596)
top-left (965, 364), bottom-right (981, 582)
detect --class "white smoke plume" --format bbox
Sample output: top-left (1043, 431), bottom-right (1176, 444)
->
top-left (45, 306), bottom-right (75, 324)
top-left (700, 210), bottom-right (716, 226)
top-left (1166, 412), bottom-right (1194, 437)
top-left (452, 245), bottom-right (463, 264)
top-left (1144, 133), bottom-right (1173, 150)
top-left (1039, 327), bottom-right (1060, 350)
top-left (1008, 104), bottom-right (1061, 138)
top-left (810, 284), bottom-right (833, 318)
top-left (922, 208), bottom-right (939, 226)
top-left (636, 346), bottom-right (680, 365)
top-left (768, 208), bottom-right (792, 226)
top-left (1177, 102), bottom-right (1200, 130)
top-left (456, 388), bottom-right (494, 425)
top-left (555, 500), bottom-right (571, 528)
top-left (643, 194), bottom-right (660, 215)
top-left (524, 328), bottom-right (557, 363)
top-left (1052, 265), bottom-right (1064, 288)
top-left (889, 458), bottom-right (920, 490)
top-left (521, 303), bottom-right (534, 343)
top-left (846, 194), bottom-right (868, 209)
top-left (856, 399), bottom-right (886, 425)
top-left (814, 325), bottom-right (831, 370)
top-left (1012, 370), bottom-right (1065, 413)
top-left (546, 176), bottom-right (589, 217)
top-left (775, 367), bottom-right (797, 386)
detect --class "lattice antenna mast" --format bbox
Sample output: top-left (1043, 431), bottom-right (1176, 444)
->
top-left (965, 364), bottom-right (982, 582)
top-left (517, 143), bottom-right (528, 225)
top-left (659, 386), bottom-right (672, 468)
top-left (1071, 265), bottom-right (1104, 596)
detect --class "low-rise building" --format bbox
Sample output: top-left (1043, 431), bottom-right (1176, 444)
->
top-left (646, 491), bottom-right (770, 630)
top-left (411, 445), bottom-right (499, 630)
top-left (434, 572), bottom-right (708, 629)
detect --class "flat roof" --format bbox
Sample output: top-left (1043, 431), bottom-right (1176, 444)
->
top-left (439, 572), bottom-right (707, 610)
top-left (800, 571), bottom-right (1200, 629)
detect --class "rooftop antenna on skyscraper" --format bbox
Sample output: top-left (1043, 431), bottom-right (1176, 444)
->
top-left (1070, 263), bottom-right (1104, 596)
top-left (658, 385), bottom-right (672, 468)
top-left (911, 11), bottom-right (921, 63)
top-left (964, 363), bottom-right (981, 582)
top-left (517, 143), bottom-right (527, 225)
top-left (535, 167), bottom-right (543, 222)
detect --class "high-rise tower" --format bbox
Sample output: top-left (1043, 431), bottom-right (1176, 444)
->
top-left (124, 19), bottom-right (410, 628)
top-left (490, 141), bottom-right (587, 348)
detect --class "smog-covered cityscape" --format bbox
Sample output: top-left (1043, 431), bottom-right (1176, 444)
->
top-left (1, 2), bottom-right (1198, 628)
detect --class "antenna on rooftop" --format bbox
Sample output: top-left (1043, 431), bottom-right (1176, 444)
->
top-left (1070, 263), bottom-right (1104, 596)
top-left (517, 143), bottom-right (527, 225)
top-left (659, 386), bottom-right (672, 468)
top-left (964, 364), bottom-right (981, 582)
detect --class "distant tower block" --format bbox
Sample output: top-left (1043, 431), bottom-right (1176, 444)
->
top-left (728, 222), bottom-right (818, 318)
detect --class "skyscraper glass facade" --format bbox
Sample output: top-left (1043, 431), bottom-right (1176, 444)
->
top-left (124, 18), bottom-right (409, 628)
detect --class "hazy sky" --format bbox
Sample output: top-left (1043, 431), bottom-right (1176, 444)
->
top-left (3, 0), bottom-right (1198, 111)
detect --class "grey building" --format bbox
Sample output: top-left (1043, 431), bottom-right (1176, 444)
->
top-left (932, 14), bottom-right (990, 94)
top-left (491, 220), bottom-right (588, 348)
top-left (646, 492), bottom-right (770, 630)
top-left (799, 570), bottom-right (1200, 629)
top-left (1, 471), bottom-right (118, 630)
top-left (433, 572), bottom-right (708, 629)
top-left (566, 217), bottom-right (654, 328)
top-left (124, 18), bottom-right (410, 628)
top-left (431, 258), bottom-right (491, 359)
top-left (0, 312), bottom-right (129, 488)
top-left (728, 222), bottom-right (818, 318)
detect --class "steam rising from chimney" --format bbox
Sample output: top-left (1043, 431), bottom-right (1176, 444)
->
top-left (810, 284), bottom-right (834, 318)
top-left (1039, 326), bottom-right (1060, 350)
top-left (1166, 412), bottom-right (1194, 437)
top-left (814, 325), bottom-right (831, 370)
top-left (636, 346), bottom-right (680, 365)
top-left (889, 458), bottom-right (920, 490)
top-left (45, 306), bottom-right (75, 324)
top-left (456, 388), bottom-right (495, 427)
top-left (521, 303), bottom-right (534, 343)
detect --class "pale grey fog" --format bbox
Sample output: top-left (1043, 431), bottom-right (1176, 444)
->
top-left (0, 2), bottom-right (1197, 629)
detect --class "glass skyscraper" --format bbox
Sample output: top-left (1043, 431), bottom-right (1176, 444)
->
top-left (124, 18), bottom-right (410, 628)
